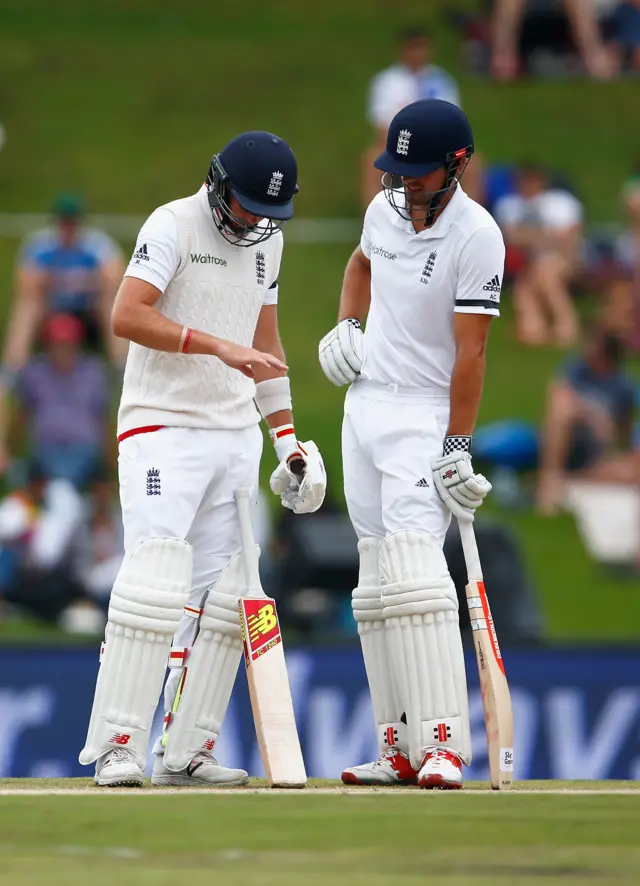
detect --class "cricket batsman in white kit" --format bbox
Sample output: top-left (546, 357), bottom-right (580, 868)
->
top-left (79, 131), bottom-right (326, 787)
top-left (319, 100), bottom-right (505, 789)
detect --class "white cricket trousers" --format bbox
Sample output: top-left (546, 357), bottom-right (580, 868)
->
top-left (118, 424), bottom-right (262, 711)
top-left (342, 380), bottom-right (451, 543)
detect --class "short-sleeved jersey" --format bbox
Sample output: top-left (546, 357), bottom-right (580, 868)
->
top-left (359, 187), bottom-right (505, 392)
top-left (368, 64), bottom-right (461, 129)
top-left (18, 227), bottom-right (122, 313)
top-left (124, 199), bottom-right (279, 306)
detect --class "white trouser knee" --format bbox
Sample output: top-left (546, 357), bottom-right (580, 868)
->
top-left (79, 537), bottom-right (192, 768)
top-left (352, 537), bottom-right (408, 756)
top-left (380, 530), bottom-right (471, 770)
top-left (161, 551), bottom-right (244, 771)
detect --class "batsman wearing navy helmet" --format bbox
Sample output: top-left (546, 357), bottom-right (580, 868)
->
top-left (319, 100), bottom-right (505, 789)
top-left (80, 131), bottom-right (326, 788)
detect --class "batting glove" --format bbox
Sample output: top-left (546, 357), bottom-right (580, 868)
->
top-left (318, 318), bottom-right (364, 386)
top-left (431, 437), bottom-right (491, 523)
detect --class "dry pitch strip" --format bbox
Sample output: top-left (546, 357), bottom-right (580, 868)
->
top-left (0, 779), bottom-right (638, 795)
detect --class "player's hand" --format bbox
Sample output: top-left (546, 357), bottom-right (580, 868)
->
top-left (270, 440), bottom-right (326, 514)
top-left (318, 319), bottom-right (364, 386)
top-left (431, 450), bottom-right (491, 524)
top-left (216, 340), bottom-right (287, 379)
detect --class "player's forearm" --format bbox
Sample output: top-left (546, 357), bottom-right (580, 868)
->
top-left (447, 352), bottom-right (486, 437)
top-left (112, 302), bottom-right (224, 357)
top-left (338, 248), bottom-right (371, 323)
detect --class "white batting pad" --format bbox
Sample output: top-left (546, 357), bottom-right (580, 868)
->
top-left (352, 537), bottom-right (407, 755)
top-left (162, 552), bottom-right (244, 771)
top-left (79, 537), bottom-right (192, 767)
top-left (379, 530), bottom-right (471, 769)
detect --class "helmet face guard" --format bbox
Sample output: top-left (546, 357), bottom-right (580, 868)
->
top-left (206, 155), bottom-right (286, 247)
top-left (381, 145), bottom-right (473, 228)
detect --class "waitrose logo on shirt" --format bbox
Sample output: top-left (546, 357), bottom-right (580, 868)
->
top-left (190, 253), bottom-right (228, 266)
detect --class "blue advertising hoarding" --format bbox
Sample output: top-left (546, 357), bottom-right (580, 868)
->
top-left (0, 646), bottom-right (639, 780)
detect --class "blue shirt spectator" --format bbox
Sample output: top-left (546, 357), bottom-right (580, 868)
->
top-left (2, 193), bottom-right (125, 380)
top-left (562, 353), bottom-right (636, 426)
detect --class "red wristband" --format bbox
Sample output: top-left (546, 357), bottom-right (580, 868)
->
top-left (181, 327), bottom-right (194, 354)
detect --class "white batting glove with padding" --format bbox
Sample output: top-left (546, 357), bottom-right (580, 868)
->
top-left (269, 431), bottom-right (326, 515)
top-left (431, 438), bottom-right (491, 524)
top-left (318, 318), bottom-right (364, 386)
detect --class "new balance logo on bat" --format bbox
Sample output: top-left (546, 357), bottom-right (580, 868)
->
top-left (132, 243), bottom-right (150, 263)
top-left (483, 275), bottom-right (501, 295)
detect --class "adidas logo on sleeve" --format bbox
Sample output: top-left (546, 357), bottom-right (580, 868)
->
top-left (133, 243), bottom-right (150, 263)
top-left (482, 274), bottom-right (501, 295)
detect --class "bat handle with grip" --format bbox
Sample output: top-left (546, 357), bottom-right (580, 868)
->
top-left (458, 519), bottom-right (483, 583)
top-left (235, 488), bottom-right (262, 598)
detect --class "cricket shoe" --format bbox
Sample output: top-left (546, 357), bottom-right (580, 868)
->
top-left (151, 751), bottom-right (249, 787)
top-left (94, 748), bottom-right (144, 787)
top-left (341, 748), bottom-right (418, 786)
top-left (417, 748), bottom-right (463, 790)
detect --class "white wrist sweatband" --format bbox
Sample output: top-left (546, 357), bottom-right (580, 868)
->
top-left (254, 376), bottom-right (292, 420)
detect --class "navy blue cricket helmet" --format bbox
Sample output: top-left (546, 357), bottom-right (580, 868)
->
top-left (374, 99), bottom-right (474, 226)
top-left (207, 131), bottom-right (299, 246)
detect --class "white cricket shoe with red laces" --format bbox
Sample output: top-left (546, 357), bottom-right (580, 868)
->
top-left (341, 749), bottom-right (418, 786)
top-left (417, 748), bottom-right (463, 789)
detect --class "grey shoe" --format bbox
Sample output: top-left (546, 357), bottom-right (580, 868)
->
top-left (152, 751), bottom-right (249, 787)
top-left (95, 748), bottom-right (144, 787)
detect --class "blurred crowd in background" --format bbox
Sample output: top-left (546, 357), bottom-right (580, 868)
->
top-left (0, 1), bottom-right (639, 642)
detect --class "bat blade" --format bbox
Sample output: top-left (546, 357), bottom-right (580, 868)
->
top-left (466, 579), bottom-right (514, 790)
top-left (239, 596), bottom-right (307, 788)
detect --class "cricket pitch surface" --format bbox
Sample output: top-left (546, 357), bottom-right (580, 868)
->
top-left (1, 779), bottom-right (638, 885)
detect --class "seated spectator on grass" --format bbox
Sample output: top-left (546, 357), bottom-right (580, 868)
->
top-left (490, 0), bottom-right (619, 80)
top-left (361, 28), bottom-right (472, 207)
top-left (614, 168), bottom-right (640, 347)
top-left (1, 193), bottom-right (125, 378)
top-left (610, 1), bottom-right (640, 73)
top-left (0, 463), bottom-right (105, 634)
top-left (0, 314), bottom-right (111, 488)
top-left (75, 471), bottom-right (124, 610)
top-left (536, 327), bottom-right (638, 515)
top-left (494, 164), bottom-right (583, 346)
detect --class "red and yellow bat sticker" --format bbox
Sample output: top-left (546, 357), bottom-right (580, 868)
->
top-left (239, 598), bottom-right (282, 663)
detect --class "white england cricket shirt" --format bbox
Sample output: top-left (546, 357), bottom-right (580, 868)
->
top-left (118, 187), bottom-right (282, 436)
top-left (360, 186), bottom-right (505, 392)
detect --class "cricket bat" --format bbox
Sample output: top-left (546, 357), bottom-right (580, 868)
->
top-left (235, 488), bottom-right (307, 789)
top-left (458, 519), bottom-right (514, 791)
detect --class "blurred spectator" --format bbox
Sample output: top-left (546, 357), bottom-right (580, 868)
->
top-left (0, 463), bottom-right (104, 634)
top-left (536, 327), bottom-right (637, 515)
top-left (615, 167), bottom-right (640, 347)
top-left (0, 314), bottom-right (111, 486)
top-left (1, 192), bottom-right (125, 377)
top-left (490, 0), bottom-right (619, 80)
top-left (610, 1), bottom-right (640, 73)
top-left (75, 472), bottom-right (124, 609)
top-left (494, 164), bottom-right (583, 346)
top-left (361, 28), bottom-right (485, 207)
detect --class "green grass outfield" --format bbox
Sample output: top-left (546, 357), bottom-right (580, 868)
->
top-left (1, 780), bottom-right (639, 886)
